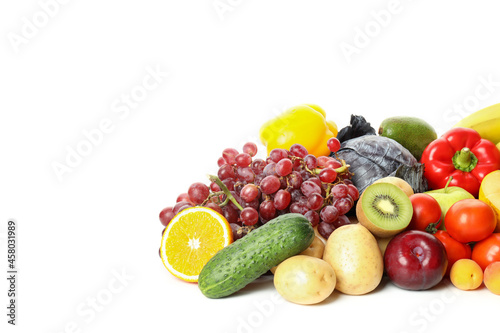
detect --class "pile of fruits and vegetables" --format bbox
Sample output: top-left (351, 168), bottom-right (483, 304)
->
top-left (158, 103), bottom-right (500, 305)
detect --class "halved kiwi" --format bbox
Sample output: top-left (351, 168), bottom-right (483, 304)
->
top-left (356, 183), bottom-right (413, 238)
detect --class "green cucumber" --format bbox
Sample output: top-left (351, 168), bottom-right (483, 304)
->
top-left (198, 213), bottom-right (314, 298)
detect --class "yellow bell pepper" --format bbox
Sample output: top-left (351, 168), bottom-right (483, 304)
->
top-left (259, 104), bottom-right (338, 157)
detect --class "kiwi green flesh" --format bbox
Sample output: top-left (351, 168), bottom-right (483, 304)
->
top-left (362, 183), bottom-right (412, 230)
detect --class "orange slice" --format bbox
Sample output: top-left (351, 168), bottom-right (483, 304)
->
top-left (160, 206), bottom-right (233, 282)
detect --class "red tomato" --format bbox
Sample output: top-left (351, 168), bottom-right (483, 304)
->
top-left (407, 193), bottom-right (442, 232)
top-left (472, 233), bottom-right (500, 271)
top-left (434, 230), bottom-right (472, 276)
top-left (444, 199), bottom-right (496, 243)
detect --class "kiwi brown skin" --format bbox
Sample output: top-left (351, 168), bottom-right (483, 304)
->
top-left (372, 176), bottom-right (414, 197)
top-left (356, 183), bottom-right (413, 238)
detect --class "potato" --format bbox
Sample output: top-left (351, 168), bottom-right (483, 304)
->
top-left (300, 236), bottom-right (325, 259)
top-left (274, 255), bottom-right (336, 305)
top-left (323, 224), bottom-right (383, 295)
top-left (270, 236), bottom-right (325, 274)
top-left (376, 235), bottom-right (394, 257)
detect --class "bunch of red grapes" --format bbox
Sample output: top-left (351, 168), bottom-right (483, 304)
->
top-left (159, 138), bottom-right (359, 240)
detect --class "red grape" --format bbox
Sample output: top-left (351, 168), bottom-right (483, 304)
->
top-left (240, 184), bottom-right (259, 202)
top-left (332, 183), bottom-right (349, 198)
top-left (263, 162), bottom-right (277, 176)
top-left (188, 182), bottom-right (210, 205)
top-left (319, 168), bottom-right (337, 183)
top-left (269, 148), bottom-right (288, 163)
top-left (287, 171), bottom-right (303, 189)
top-left (307, 193), bottom-right (324, 210)
top-left (222, 147), bottom-right (239, 164)
top-left (308, 177), bottom-right (323, 189)
top-left (218, 164), bottom-right (235, 180)
top-left (217, 157), bottom-right (227, 167)
top-left (331, 215), bottom-right (351, 229)
top-left (173, 201), bottom-right (193, 215)
top-left (230, 223), bottom-right (244, 240)
top-left (274, 189), bottom-right (291, 210)
top-left (320, 205), bottom-right (339, 223)
top-left (289, 143), bottom-right (308, 158)
top-left (289, 202), bottom-right (308, 215)
top-left (236, 167), bottom-right (255, 182)
top-left (254, 174), bottom-right (264, 186)
top-left (242, 142), bottom-right (258, 157)
top-left (304, 154), bottom-right (317, 169)
top-left (222, 205), bottom-right (239, 224)
top-left (204, 202), bottom-right (223, 215)
top-left (242, 197), bottom-right (260, 210)
top-left (301, 180), bottom-right (321, 197)
top-left (317, 221), bottom-right (335, 239)
top-left (222, 178), bottom-right (235, 191)
top-left (259, 200), bottom-right (276, 220)
top-left (176, 193), bottom-right (191, 203)
top-left (276, 158), bottom-right (293, 177)
top-left (325, 158), bottom-right (342, 169)
top-left (317, 156), bottom-right (330, 168)
top-left (241, 207), bottom-right (259, 226)
top-left (343, 179), bottom-right (353, 186)
top-left (251, 159), bottom-right (267, 175)
top-left (210, 182), bottom-right (221, 192)
top-left (327, 137), bottom-right (341, 153)
top-left (289, 202), bottom-right (301, 214)
top-left (304, 210), bottom-right (320, 227)
top-left (159, 207), bottom-right (174, 226)
top-left (347, 184), bottom-right (359, 201)
top-left (235, 153), bottom-right (252, 167)
top-left (260, 175), bottom-right (281, 194)
top-left (333, 196), bottom-right (353, 215)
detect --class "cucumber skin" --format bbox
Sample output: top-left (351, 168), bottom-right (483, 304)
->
top-left (198, 213), bottom-right (314, 299)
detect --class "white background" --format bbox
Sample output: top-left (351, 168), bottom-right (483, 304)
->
top-left (1, 1), bottom-right (500, 332)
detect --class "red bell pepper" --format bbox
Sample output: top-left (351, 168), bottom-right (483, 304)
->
top-left (420, 127), bottom-right (500, 197)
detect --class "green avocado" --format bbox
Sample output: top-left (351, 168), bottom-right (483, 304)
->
top-left (378, 116), bottom-right (437, 161)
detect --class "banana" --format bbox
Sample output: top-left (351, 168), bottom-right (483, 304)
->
top-left (454, 103), bottom-right (500, 144)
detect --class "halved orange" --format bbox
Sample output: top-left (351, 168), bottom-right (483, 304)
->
top-left (160, 206), bottom-right (233, 282)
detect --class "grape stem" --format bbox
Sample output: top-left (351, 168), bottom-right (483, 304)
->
top-left (201, 191), bottom-right (226, 207)
top-left (207, 174), bottom-right (244, 211)
top-left (311, 160), bottom-right (350, 175)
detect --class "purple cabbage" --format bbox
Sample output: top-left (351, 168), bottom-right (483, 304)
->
top-left (336, 135), bottom-right (419, 195)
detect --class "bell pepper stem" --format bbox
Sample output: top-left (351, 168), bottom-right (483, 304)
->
top-left (452, 147), bottom-right (478, 172)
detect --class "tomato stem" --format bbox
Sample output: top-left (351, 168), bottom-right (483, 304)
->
top-left (425, 221), bottom-right (441, 234)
